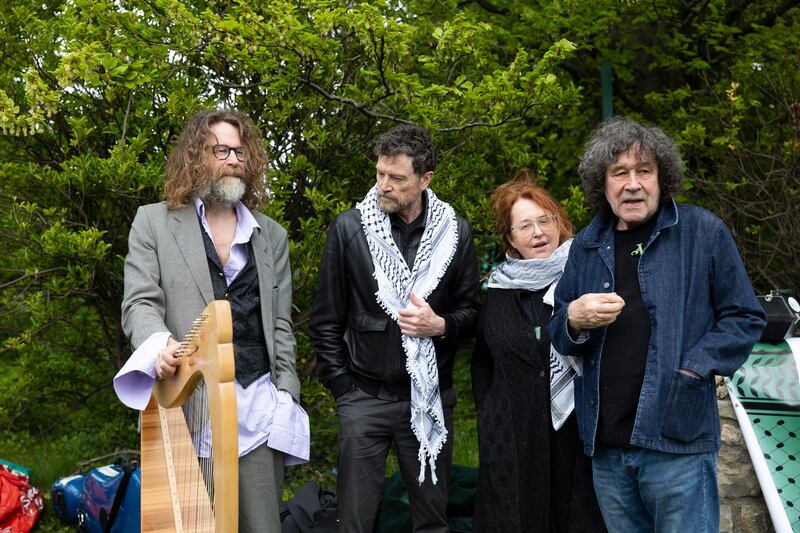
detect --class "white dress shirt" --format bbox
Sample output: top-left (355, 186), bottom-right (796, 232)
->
top-left (114, 198), bottom-right (309, 464)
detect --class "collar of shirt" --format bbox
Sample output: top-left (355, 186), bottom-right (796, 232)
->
top-left (389, 194), bottom-right (427, 268)
top-left (193, 197), bottom-right (261, 283)
top-left (389, 192), bottom-right (427, 235)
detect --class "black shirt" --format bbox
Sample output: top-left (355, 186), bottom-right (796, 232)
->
top-left (389, 195), bottom-right (427, 268)
top-left (596, 211), bottom-right (659, 447)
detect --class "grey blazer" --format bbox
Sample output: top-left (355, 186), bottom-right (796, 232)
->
top-left (121, 202), bottom-right (300, 401)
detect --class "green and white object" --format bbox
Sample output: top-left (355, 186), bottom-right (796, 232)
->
top-left (726, 340), bottom-right (800, 533)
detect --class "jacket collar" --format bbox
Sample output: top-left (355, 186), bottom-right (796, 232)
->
top-left (169, 205), bottom-right (215, 304)
top-left (580, 198), bottom-right (679, 248)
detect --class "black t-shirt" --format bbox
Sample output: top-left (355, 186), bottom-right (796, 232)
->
top-left (596, 211), bottom-right (659, 448)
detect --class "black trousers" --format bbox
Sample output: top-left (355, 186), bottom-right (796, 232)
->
top-left (335, 386), bottom-right (456, 533)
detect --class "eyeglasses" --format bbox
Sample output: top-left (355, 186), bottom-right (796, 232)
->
top-left (212, 144), bottom-right (246, 162)
top-left (510, 214), bottom-right (557, 236)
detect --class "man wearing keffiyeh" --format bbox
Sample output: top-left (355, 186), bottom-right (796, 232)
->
top-left (310, 125), bottom-right (480, 533)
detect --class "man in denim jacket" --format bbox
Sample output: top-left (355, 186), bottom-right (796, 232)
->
top-left (549, 117), bottom-right (766, 532)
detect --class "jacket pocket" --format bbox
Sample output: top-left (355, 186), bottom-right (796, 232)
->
top-left (659, 371), bottom-right (712, 443)
top-left (345, 310), bottom-right (390, 376)
top-left (334, 384), bottom-right (359, 406)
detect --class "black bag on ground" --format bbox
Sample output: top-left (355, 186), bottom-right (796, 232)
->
top-left (758, 290), bottom-right (799, 342)
top-left (281, 481), bottom-right (338, 533)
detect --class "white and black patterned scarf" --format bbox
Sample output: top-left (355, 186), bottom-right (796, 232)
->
top-left (488, 239), bottom-right (580, 430)
top-left (357, 185), bottom-right (458, 484)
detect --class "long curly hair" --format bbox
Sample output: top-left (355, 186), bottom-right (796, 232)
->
top-left (164, 109), bottom-right (269, 209)
top-left (578, 116), bottom-right (684, 212)
top-left (491, 169), bottom-right (574, 257)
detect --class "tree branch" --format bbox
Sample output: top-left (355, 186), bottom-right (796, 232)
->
top-left (299, 77), bottom-right (416, 124)
top-left (457, 0), bottom-right (510, 15)
top-left (121, 90), bottom-right (133, 144)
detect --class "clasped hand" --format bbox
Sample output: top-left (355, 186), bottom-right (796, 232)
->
top-left (567, 292), bottom-right (625, 332)
top-left (398, 293), bottom-right (446, 338)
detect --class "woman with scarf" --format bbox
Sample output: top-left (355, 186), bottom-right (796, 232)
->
top-left (471, 176), bottom-right (604, 532)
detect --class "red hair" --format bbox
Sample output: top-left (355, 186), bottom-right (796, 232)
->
top-left (491, 170), bottom-right (574, 256)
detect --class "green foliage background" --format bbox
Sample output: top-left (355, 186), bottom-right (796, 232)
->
top-left (1, 0), bottom-right (798, 526)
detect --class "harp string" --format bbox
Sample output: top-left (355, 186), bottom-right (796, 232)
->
top-left (143, 300), bottom-right (236, 533)
top-left (169, 379), bottom-right (214, 531)
top-left (197, 314), bottom-right (213, 530)
top-left (177, 311), bottom-right (216, 532)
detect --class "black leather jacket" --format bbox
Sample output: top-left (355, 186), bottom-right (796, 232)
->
top-left (310, 207), bottom-right (481, 400)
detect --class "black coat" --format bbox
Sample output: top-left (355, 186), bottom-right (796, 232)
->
top-left (310, 207), bottom-right (481, 399)
top-left (471, 287), bottom-right (604, 533)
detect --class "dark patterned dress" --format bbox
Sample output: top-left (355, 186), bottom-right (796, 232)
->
top-left (471, 287), bottom-right (605, 533)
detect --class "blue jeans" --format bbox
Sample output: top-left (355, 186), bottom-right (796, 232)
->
top-left (592, 446), bottom-right (719, 533)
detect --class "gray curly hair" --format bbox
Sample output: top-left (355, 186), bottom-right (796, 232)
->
top-left (578, 117), bottom-right (684, 212)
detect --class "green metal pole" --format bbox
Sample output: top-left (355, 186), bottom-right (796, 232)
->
top-left (601, 60), bottom-right (613, 120)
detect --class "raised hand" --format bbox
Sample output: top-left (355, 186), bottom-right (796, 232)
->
top-left (398, 292), bottom-right (446, 338)
top-left (567, 292), bottom-right (626, 332)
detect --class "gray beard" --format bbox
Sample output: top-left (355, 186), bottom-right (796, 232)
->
top-left (200, 177), bottom-right (246, 207)
top-left (378, 194), bottom-right (413, 215)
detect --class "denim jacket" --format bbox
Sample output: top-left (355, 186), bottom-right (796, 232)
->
top-left (549, 200), bottom-right (766, 456)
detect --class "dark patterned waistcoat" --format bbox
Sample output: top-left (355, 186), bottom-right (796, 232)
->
top-left (200, 226), bottom-right (270, 387)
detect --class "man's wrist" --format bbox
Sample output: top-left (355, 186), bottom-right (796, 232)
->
top-left (435, 315), bottom-right (447, 337)
top-left (566, 312), bottom-right (579, 338)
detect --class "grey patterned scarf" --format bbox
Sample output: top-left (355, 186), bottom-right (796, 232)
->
top-left (357, 186), bottom-right (458, 484)
top-left (487, 239), bottom-right (572, 291)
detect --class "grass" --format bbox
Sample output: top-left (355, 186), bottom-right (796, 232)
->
top-left (0, 431), bottom-right (115, 532)
top-left (450, 350), bottom-right (480, 468)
